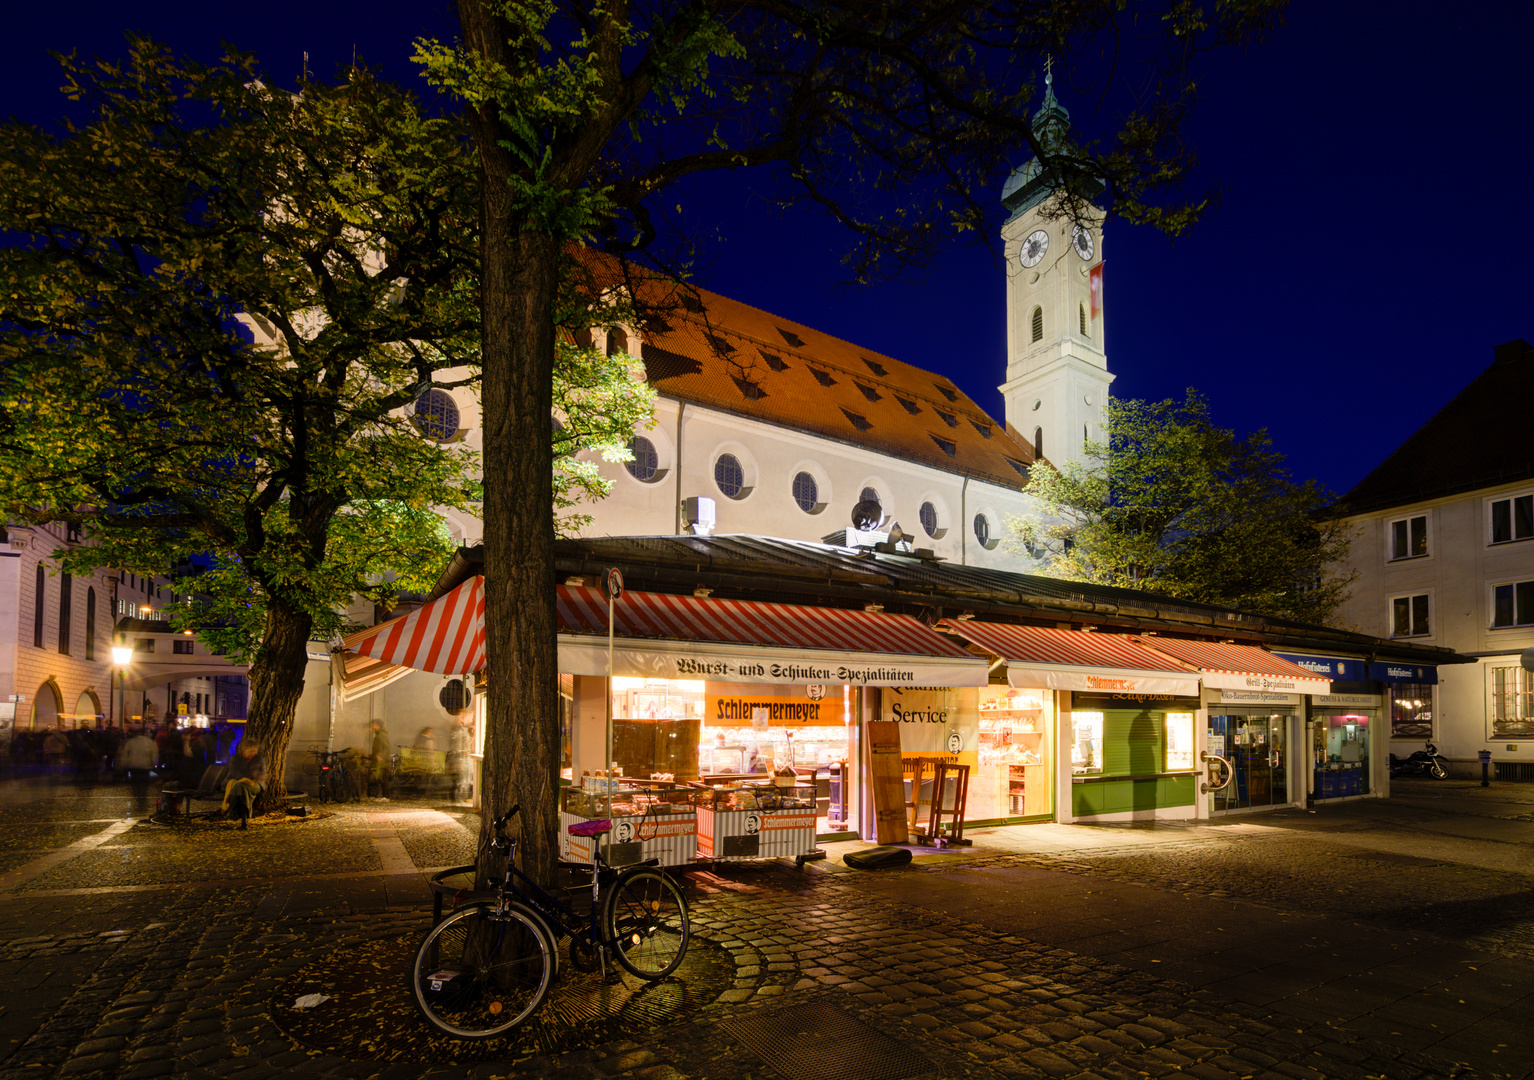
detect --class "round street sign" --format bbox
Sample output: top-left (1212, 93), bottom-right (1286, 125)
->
top-left (605, 567), bottom-right (624, 600)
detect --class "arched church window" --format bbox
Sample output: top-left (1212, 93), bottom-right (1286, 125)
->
top-left (33, 565), bottom-right (44, 649)
top-left (58, 573), bottom-right (72, 655)
top-left (1079, 303), bottom-right (1088, 337)
top-left (792, 472), bottom-right (820, 513)
top-left (1033, 427), bottom-right (1044, 460)
top-left (412, 389), bottom-right (460, 442)
top-left (1030, 307), bottom-right (1043, 343)
top-left (625, 436), bottom-right (659, 481)
top-left (1084, 424), bottom-right (1089, 445)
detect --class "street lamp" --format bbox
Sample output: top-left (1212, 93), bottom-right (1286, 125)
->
top-left (111, 645), bottom-right (132, 728)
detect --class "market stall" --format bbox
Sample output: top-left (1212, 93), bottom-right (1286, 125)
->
top-left (695, 777), bottom-right (819, 865)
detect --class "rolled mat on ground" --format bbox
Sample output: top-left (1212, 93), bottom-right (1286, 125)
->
top-left (842, 846), bottom-right (912, 870)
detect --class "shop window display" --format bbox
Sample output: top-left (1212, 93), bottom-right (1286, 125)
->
top-left (603, 677), bottom-right (855, 835)
top-left (974, 686), bottom-right (1052, 819)
top-left (1313, 714), bottom-right (1369, 799)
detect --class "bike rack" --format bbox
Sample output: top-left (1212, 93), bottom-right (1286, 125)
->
top-left (1200, 750), bottom-right (1234, 794)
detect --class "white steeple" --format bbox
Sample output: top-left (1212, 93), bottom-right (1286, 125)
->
top-left (996, 69), bottom-right (1113, 470)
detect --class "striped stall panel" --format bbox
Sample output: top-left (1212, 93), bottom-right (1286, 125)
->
top-left (937, 621), bottom-right (1192, 674)
top-left (1131, 638), bottom-right (1322, 680)
top-left (558, 585), bottom-right (974, 658)
top-left (559, 810), bottom-right (699, 869)
top-left (343, 577), bottom-right (485, 676)
top-left (697, 806), bottom-right (817, 861)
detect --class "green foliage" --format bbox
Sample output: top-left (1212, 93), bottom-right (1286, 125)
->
top-left (552, 337), bottom-right (655, 535)
top-left (0, 41), bottom-right (483, 663)
top-left (1008, 391), bottom-right (1357, 625)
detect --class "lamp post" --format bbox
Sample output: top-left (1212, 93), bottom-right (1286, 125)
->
top-left (111, 645), bottom-right (132, 729)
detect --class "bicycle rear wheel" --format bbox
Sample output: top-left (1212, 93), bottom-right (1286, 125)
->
top-left (411, 903), bottom-right (552, 1038)
top-left (602, 868), bottom-right (689, 979)
top-left (316, 772), bottom-right (332, 804)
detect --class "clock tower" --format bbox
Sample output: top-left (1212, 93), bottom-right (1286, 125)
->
top-left (997, 71), bottom-right (1113, 471)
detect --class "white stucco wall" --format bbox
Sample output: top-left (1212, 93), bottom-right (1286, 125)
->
top-left (1337, 478), bottom-right (1534, 765)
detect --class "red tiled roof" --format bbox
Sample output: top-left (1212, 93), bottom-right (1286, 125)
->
top-left (585, 252), bottom-right (1038, 489)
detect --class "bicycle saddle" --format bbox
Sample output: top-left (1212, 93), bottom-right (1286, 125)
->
top-left (567, 819), bottom-right (612, 837)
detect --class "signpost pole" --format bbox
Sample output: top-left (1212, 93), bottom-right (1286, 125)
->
top-left (605, 569), bottom-right (623, 824)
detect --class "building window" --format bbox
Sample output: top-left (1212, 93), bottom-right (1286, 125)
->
top-left (930, 435), bottom-right (957, 457)
top-left (1033, 427), bottom-right (1044, 460)
top-left (1492, 580), bottom-right (1534, 628)
top-left (919, 501), bottom-right (939, 538)
top-left (1391, 684), bottom-right (1434, 738)
top-left (715, 454), bottom-right (745, 499)
top-left (1030, 306), bottom-right (1043, 343)
top-left (33, 566), bottom-right (44, 649)
top-left (1390, 515), bottom-right (1428, 560)
top-left (135, 638), bottom-right (156, 654)
top-left (859, 487), bottom-right (882, 512)
top-left (606, 328), bottom-right (629, 356)
top-left (791, 472), bottom-right (820, 513)
top-left (173, 639), bottom-right (195, 655)
top-left (58, 573), bottom-right (72, 655)
top-left (974, 513), bottom-right (998, 550)
top-left (1079, 303), bottom-right (1088, 337)
top-left (626, 435), bottom-right (659, 482)
top-left (1491, 667), bottom-right (1534, 736)
top-left (1165, 713), bottom-right (1195, 770)
top-left (412, 388), bottom-right (460, 442)
top-left (66, 523), bottom-right (81, 543)
top-left (85, 587), bottom-right (96, 661)
top-left (1391, 593), bottom-right (1430, 637)
top-left (1491, 494), bottom-right (1534, 544)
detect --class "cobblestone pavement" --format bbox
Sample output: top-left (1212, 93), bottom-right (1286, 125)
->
top-left (0, 778), bottom-right (1528, 1080)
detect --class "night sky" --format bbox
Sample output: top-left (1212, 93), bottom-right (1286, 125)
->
top-left (6, 1), bottom-right (1531, 498)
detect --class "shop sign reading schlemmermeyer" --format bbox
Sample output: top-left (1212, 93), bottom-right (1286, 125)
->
top-left (557, 637), bottom-right (990, 687)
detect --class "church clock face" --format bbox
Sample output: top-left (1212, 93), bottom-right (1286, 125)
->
top-left (1019, 229), bottom-right (1049, 268)
top-left (1072, 224), bottom-right (1094, 261)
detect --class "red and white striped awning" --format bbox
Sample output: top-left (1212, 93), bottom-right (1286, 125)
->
top-left (937, 621), bottom-right (1201, 696)
top-left (1134, 638), bottom-right (1331, 695)
top-left (342, 576), bottom-right (485, 676)
top-left (556, 585), bottom-right (988, 685)
top-left (338, 578), bottom-right (990, 692)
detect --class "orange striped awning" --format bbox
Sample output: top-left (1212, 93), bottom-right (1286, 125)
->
top-left (555, 584), bottom-right (988, 685)
top-left (343, 576), bottom-right (485, 676)
top-left (1133, 638), bottom-right (1330, 694)
top-left (338, 578), bottom-right (990, 690)
top-left (937, 621), bottom-right (1201, 696)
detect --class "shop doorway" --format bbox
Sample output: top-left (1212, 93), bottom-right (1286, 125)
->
top-left (1208, 713), bottom-right (1290, 812)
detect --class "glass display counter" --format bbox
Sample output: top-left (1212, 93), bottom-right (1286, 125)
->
top-left (695, 781), bottom-right (820, 864)
top-left (558, 784), bottom-right (702, 868)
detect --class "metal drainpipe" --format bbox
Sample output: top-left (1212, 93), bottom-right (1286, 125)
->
top-left (960, 475), bottom-right (970, 566)
top-left (673, 400), bottom-right (687, 535)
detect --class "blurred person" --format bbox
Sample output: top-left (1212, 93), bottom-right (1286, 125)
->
top-left (364, 720), bottom-right (391, 799)
top-left (447, 715), bottom-right (473, 802)
top-left (221, 739), bottom-right (265, 829)
top-left (120, 727), bottom-right (156, 788)
top-left (414, 726), bottom-right (437, 752)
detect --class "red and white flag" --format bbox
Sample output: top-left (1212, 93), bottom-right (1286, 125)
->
top-left (1089, 262), bottom-right (1104, 320)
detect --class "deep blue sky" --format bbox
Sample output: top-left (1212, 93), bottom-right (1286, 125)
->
top-left (6, 1), bottom-right (1531, 497)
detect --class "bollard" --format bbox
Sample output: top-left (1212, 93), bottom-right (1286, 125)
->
top-left (1478, 749), bottom-right (1492, 787)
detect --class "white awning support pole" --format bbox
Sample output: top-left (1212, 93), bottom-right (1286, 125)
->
top-left (606, 588), bottom-right (615, 822)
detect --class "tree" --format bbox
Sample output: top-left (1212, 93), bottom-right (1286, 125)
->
top-left (424, 0), bottom-right (1287, 885)
top-left (1007, 391), bottom-right (1357, 624)
top-left (0, 41), bottom-right (649, 802)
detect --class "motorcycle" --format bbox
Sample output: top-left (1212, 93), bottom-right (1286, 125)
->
top-left (1389, 742), bottom-right (1449, 779)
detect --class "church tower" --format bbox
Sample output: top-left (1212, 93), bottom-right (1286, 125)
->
top-left (997, 70), bottom-right (1113, 470)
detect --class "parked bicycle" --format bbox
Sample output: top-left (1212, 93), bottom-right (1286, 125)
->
top-left (410, 804), bottom-right (690, 1039)
top-left (310, 748), bottom-right (357, 803)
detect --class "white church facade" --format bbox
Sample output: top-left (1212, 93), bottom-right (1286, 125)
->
top-left (421, 72), bottom-right (1110, 571)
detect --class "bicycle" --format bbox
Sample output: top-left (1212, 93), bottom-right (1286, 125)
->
top-left (409, 804), bottom-right (690, 1039)
top-left (310, 748), bottom-right (356, 803)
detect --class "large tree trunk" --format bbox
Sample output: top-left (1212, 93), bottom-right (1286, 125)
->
top-left (460, 0), bottom-right (568, 889)
top-left (479, 228), bottom-right (562, 885)
top-left (242, 599), bottom-right (314, 809)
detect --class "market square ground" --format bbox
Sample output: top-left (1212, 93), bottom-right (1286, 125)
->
top-left (0, 778), bottom-right (1529, 1080)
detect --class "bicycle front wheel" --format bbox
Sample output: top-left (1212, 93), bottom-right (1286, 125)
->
top-left (602, 868), bottom-right (690, 980)
top-left (411, 903), bottom-right (552, 1038)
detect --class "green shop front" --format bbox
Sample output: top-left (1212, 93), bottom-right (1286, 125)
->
top-left (936, 622), bottom-right (1208, 823)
